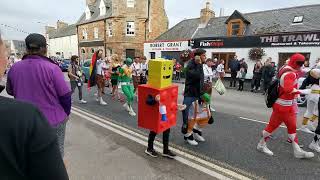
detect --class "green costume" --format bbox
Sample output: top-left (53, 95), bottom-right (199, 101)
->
top-left (119, 58), bottom-right (135, 108)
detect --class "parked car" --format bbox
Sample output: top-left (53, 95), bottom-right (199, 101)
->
top-left (81, 60), bottom-right (91, 83)
top-left (60, 59), bottom-right (70, 72)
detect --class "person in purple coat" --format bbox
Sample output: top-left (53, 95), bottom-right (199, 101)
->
top-left (6, 33), bottom-right (71, 158)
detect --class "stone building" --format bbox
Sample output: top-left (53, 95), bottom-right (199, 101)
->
top-left (153, 2), bottom-right (320, 78)
top-left (77, 0), bottom-right (168, 60)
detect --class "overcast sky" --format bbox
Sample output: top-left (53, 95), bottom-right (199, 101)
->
top-left (0, 0), bottom-right (319, 40)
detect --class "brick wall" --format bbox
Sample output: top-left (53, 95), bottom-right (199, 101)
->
top-left (78, 20), bottom-right (105, 42)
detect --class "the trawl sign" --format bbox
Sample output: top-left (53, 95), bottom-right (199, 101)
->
top-left (260, 33), bottom-right (320, 46)
top-left (146, 41), bottom-right (189, 51)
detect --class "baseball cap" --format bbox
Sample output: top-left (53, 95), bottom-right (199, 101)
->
top-left (25, 33), bottom-right (47, 50)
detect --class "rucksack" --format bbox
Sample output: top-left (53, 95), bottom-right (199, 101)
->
top-left (265, 69), bottom-right (293, 108)
top-left (265, 79), bottom-right (280, 108)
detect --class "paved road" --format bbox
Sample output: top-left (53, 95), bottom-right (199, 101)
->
top-left (71, 81), bottom-right (320, 180)
top-left (64, 113), bottom-right (216, 180)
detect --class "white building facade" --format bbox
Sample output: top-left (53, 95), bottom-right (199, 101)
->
top-left (48, 24), bottom-right (78, 59)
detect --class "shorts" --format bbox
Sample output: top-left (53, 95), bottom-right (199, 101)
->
top-left (53, 119), bottom-right (68, 157)
top-left (96, 74), bottom-right (105, 88)
top-left (111, 79), bottom-right (118, 86)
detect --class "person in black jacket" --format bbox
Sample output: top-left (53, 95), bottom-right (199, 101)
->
top-left (262, 58), bottom-right (275, 94)
top-left (0, 32), bottom-right (69, 180)
top-left (181, 49), bottom-right (206, 135)
top-left (228, 55), bottom-right (240, 87)
top-left (251, 60), bottom-right (263, 92)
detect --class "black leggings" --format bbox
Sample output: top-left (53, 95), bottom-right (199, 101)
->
top-left (315, 98), bottom-right (320, 136)
top-left (148, 128), bottom-right (170, 152)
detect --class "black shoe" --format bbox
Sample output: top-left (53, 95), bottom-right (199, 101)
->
top-left (250, 89), bottom-right (254, 92)
top-left (145, 149), bottom-right (158, 158)
top-left (181, 124), bottom-right (188, 134)
top-left (163, 150), bottom-right (176, 159)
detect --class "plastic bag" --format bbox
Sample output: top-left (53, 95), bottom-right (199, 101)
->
top-left (214, 78), bottom-right (226, 95)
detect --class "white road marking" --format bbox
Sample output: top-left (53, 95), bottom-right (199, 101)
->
top-left (72, 107), bottom-right (252, 180)
top-left (239, 117), bottom-right (314, 134)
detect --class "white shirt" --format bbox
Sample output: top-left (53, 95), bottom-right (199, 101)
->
top-left (96, 59), bottom-right (106, 75)
top-left (131, 62), bottom-right (142, 76)
top-left (141, 63), bottom-right (148, 76)
top-left (203, 64), bottom-right (214, 82)
top-left (216, 64), bottom-right (225, 73)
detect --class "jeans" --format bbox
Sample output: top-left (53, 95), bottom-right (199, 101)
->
top-left (182, 96), bottom-right (199, 133)
top-left (230, 71), bottom-right (237, 87)
top-left (251, 75), bottom-right (261, 91)
top-left (70, 81), bottom-right (83, 100)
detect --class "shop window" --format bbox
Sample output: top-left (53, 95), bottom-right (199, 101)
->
top-left (82, 28), bottom-right (88, 40)
top-left (81, 49), bottom-right (86, 54)
top-left (126, 21), bottom-right (135, 36)
top-left (91, 48), bottom-right (95, 54)
top-left (150, 52), bottom-right (155, 59)
top-left (212, 52), bottom-right (236, 73)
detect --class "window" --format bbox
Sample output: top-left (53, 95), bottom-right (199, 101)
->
top-left (227, 19), bottom-right (244, 37)
top-left (212, 52), bottom-right (236, 73)
top-left (94, 27), bottom-right (99, 39)
top-left (82, 29), bottom-right (88, 40)
top-left (126, 21), bottom-right (135, 36)
top-left (150, 52), bottom-right (155, 59)
top-left (127, 0), bottom-right (134, 8)
top-left (293, 16), bottom-right (303, 23)
top-left (126, 49), bottom-right (135, 59)
top-left (231, 22), bottom-right (240, 36)
top-left (108, 22), bottom-right (113, 36)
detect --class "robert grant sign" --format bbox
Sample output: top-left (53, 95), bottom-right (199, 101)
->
top-left (192, 32), bottom-right (320, 48)
top-left (145, 41), bottom-right (189, 51)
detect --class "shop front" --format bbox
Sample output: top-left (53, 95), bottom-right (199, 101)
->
top-left (191, 31), bottom-right (320, 78)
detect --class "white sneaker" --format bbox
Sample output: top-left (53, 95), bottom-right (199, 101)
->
top-left (257, 143), bottom-right (274, 156)
top-left (96, 97), bottom-right (99, 102)
top-left (307, 122), bottom-right (316, 132)
top-left (123, 103), bottom-right (130, 112)
top-left (309, 141), bottom-right (320, 153)
top-left (294, 149), bottom-right (314, 159)
top-left (100, 99), bottom-right (107, 106)
top-left (194, 133), bottom-right (205, 142)
top-left (80, 99), bottom-right (87, 104)
top-left (184, 135), bottom-right (198, 146)
top-left (210, 107), bottom-right (216, 112)
top-left (300, 125), bottom-right (314, 134)
top-left (129, 109), bottom-right (136, 116)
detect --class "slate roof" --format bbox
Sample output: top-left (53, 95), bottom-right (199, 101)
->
top-left (49, 24), bottom-right (77, 39)
top-left (156, 4), bottom-right (320, 40)
top-left (155, 18), bottom-right (200, 40)
top-left (77, 0), bottom-right (112, 25)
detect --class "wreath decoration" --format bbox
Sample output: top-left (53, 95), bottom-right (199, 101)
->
top-left (249, 48), bottom-right (266, 61)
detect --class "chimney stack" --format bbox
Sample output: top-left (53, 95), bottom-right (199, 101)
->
top-left (86, 0), bottom-right (96, 6)
top-left (219, 8), bottom-right (224, 17)
top-left (200, 1), bottom-right (215, 26)
top-left (57, 20), bottom-right (68, 30)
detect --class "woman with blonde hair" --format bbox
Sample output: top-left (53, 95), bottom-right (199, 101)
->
top-left (110, 54), bottom-right (122, 101)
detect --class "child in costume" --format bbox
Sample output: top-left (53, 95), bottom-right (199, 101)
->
top-left (144, 94), bottom-right (186, 158)
top-left (257, 53), bottom-right (314, 159)
top-left (119, 58), bottom-right (136, 116)
top-left (184, 93), bottom-right (213, 146)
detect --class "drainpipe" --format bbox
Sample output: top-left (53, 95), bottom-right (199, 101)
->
top-left (145, 0), bottom-right (150, 41)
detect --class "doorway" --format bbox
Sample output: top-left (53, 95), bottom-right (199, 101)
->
top-left (278, 52), bottom-right (310, 69)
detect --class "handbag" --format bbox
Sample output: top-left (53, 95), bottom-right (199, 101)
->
top-left (214, 78), bottom-right (226, 95)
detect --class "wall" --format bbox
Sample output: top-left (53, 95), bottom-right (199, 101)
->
top-left (49, 35), bottom-right (78, 59)
top-left (204, 46), bottom-right (320, 78)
